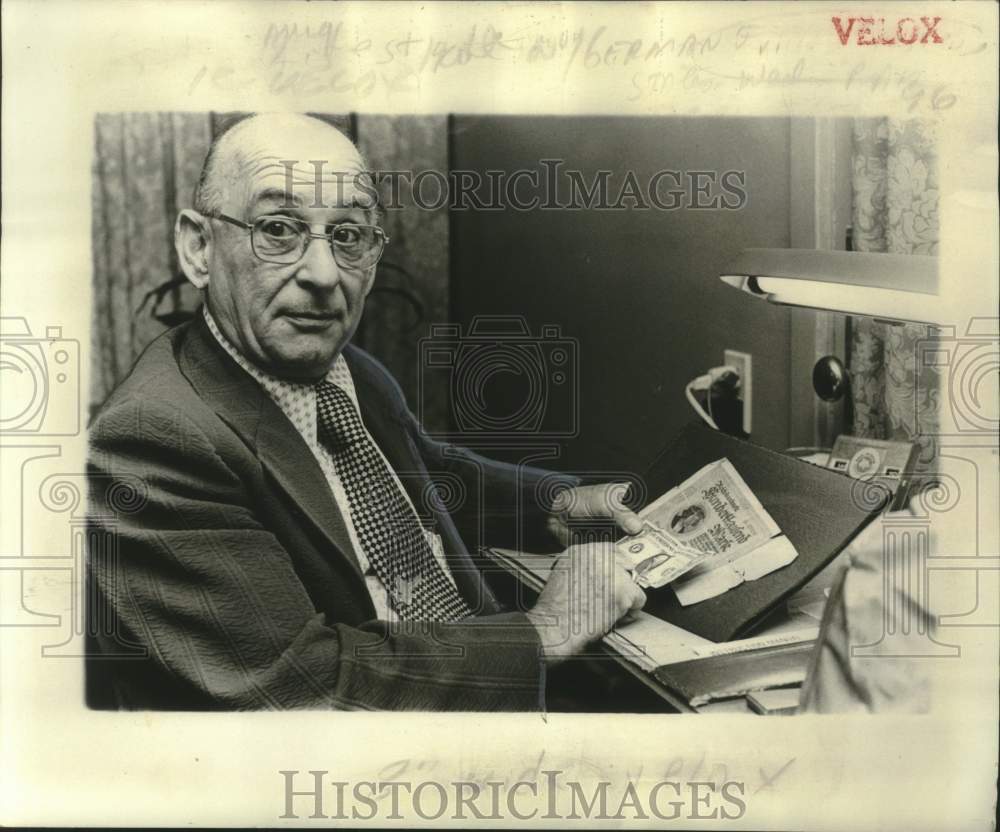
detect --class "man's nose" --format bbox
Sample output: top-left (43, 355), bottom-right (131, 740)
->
top-left (293, 235), bottom-right (342, 290)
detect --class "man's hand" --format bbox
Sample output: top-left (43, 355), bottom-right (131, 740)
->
top-left (526, 542), bottom-right (647, 663)
top-left (546, 482), bottom-right (644, 547)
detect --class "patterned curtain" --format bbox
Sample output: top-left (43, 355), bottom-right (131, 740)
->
top-left (849, 119), bottom-right (940, 469)
top-left (90, 113), bottom-right (211, 415)
top-left (90, 113), bottom-right (450, 432)
top-left (354, 115), bottom-right (451, 433)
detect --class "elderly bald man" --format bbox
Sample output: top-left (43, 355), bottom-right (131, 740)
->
top-left (86, 113), bottom-right (645, 711)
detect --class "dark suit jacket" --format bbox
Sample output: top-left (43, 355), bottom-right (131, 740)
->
top-left (86, 315), bottom-right (575, 711)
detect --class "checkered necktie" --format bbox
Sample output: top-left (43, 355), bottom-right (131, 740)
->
top-left (315, 380), bottom-right (472, 621)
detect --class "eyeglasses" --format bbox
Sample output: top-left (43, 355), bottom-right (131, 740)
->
top-left (209, 213), bottom-right (390, 270)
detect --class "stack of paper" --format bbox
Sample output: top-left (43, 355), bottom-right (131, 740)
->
top-left (747, 688), bottom-right (802, 715)
top-left (653, 642), bottom-right (813, 707)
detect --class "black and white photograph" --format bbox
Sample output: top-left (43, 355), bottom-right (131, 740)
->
top-left (2, 1), bottom-right (997, 829)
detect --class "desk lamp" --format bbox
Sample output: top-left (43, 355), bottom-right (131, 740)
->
top-left (719, 248), bottom-right (939, 401)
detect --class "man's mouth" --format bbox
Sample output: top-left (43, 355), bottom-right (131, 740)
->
top-left (283, 311), bottom-right (340, 330)
top-left (286, 311), bottom-right (337, 319)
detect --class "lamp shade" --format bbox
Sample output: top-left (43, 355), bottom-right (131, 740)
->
top-left (719, 248), bottom-right (939, 325)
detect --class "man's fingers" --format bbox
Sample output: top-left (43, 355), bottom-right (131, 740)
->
top-left (629, 583), bottom-right (647, 613)
top-left (560, 483), bottom-right (644, 535)
top-left (614, 508), bottom-right (645, 536)
top-left (611, 563), bottom-right (645, 617)
top-left (561, 483), bottom-right (627, 518)
top-left (611, 572), bottom-right (646, 626)
top-left (558, 543), bottom-right (649, 635)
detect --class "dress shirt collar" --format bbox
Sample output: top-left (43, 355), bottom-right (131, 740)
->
top-left (201, 306), bottom-right (358, 406)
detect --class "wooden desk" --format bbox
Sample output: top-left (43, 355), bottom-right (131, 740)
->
top-left (483, 547), bottom-right (820, 714)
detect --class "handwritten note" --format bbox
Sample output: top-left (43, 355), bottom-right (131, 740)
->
top-left (178, 11), bottom-right (987, 115)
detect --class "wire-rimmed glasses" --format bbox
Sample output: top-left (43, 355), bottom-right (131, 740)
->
top-left (209, 213), bottom-right (390, 271)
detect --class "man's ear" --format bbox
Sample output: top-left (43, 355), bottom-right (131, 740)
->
top-left (175, 209), bottom-right (213, 289)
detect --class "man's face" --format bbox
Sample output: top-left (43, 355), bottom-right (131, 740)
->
top-left (204, 129), bottom-right (377, 381)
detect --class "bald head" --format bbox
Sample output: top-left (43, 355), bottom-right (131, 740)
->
top-left (194, 113), bottom-right (375, 218)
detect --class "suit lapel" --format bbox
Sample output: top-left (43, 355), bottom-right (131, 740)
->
top-left (178, 316), bottom-right (366, 585)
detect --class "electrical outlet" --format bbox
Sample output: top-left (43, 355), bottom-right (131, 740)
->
top-left (724, 349), bottom-right (752, 435)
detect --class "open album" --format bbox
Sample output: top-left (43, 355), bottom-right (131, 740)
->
top-left (617, 458), bottom-right (799, 605)
top-left (490, 423), bottom-right (883, 646)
